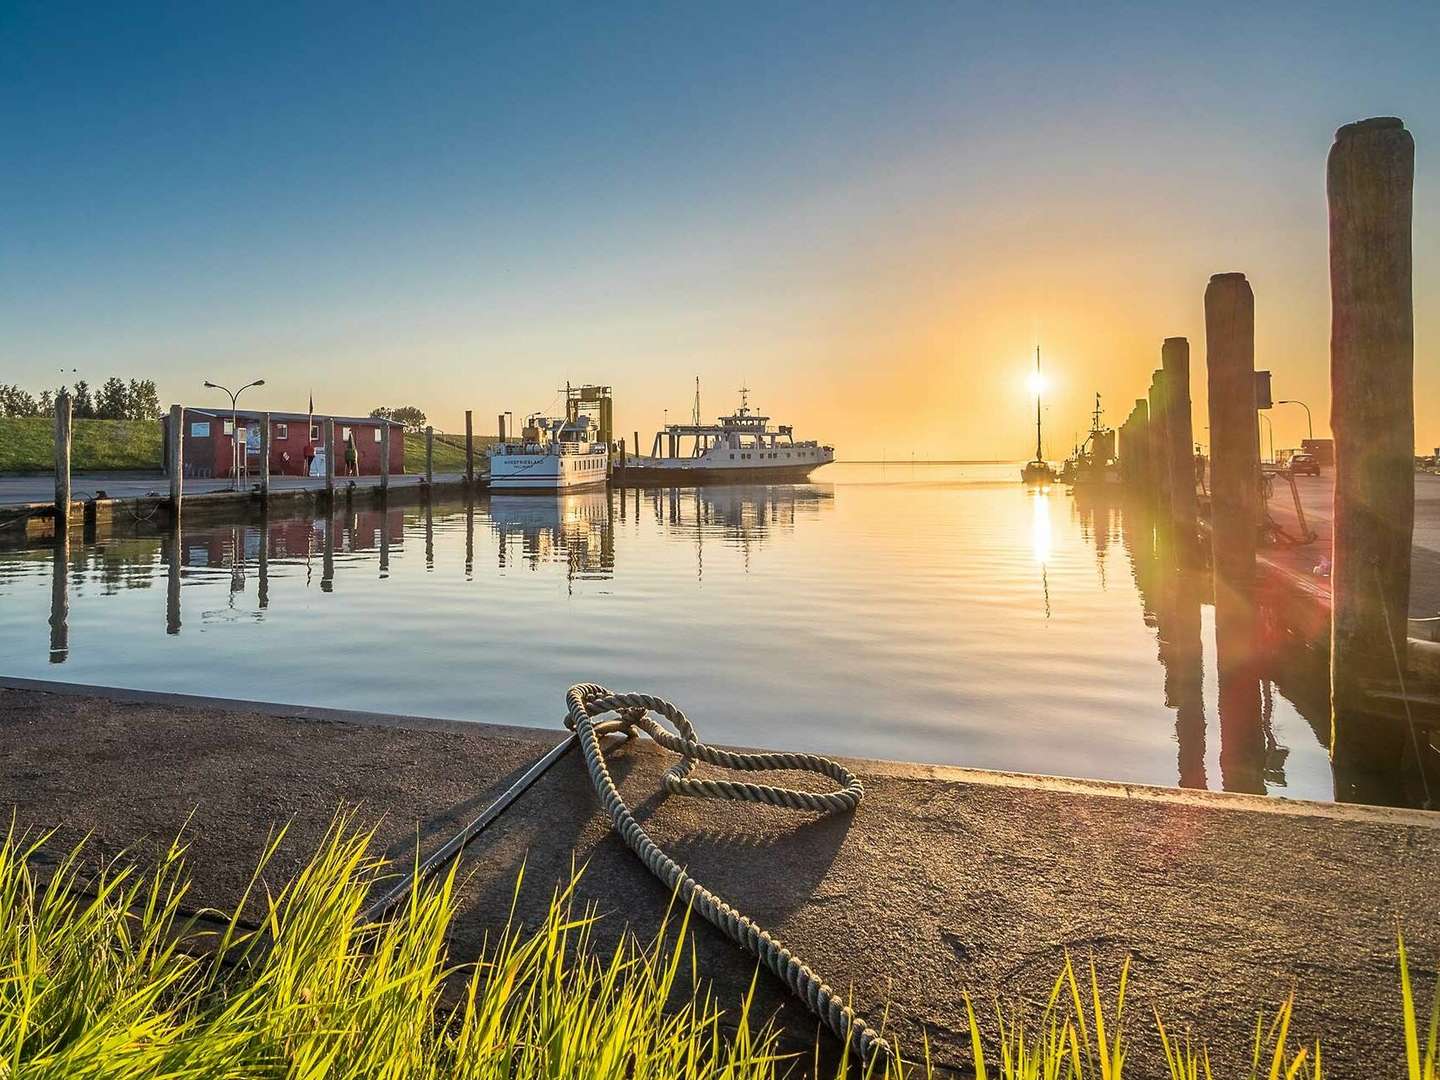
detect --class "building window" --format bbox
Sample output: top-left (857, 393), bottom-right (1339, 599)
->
top-left (310, 423), bottom-right (320, 441)
top-left (222, 419), bottom-right (234, 436)
top-left (341, 426), bottom-right (352, 441)
top-left (374, 427), bottom-right (383, 443)
top-left (190, 421), bottom-right (210, 438)
top-left (275, 423), bottom-right (288, 440)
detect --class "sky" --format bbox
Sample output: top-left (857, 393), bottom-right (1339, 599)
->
top-left (2, 2), bottom-right (1437, 460)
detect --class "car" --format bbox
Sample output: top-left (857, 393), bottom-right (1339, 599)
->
top-left (1290, 453), bottom-right (1320, 476)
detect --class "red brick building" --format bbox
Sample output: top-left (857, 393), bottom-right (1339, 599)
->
top-left (164, 408), bottom-right (405, 479)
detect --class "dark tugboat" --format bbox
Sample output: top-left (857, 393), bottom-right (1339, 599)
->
top-left (1021, 346), bottom-right (1058, 486)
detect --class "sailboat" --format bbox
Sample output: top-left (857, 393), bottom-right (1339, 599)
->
top-left (1021, 347), bottom-right (1058, 486)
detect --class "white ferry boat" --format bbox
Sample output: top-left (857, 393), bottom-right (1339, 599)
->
top-left (620, 388), bottom-right (834, 485)
top-left (488, 414), bottom-right (609, 492)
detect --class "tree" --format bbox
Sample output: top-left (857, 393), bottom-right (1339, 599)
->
top-left (126, 379), bottom-right (160, 420)
top-left (38, 389), bottom-right (54, 417)
top-left (72, 380), bottom-right (95, 419)
top-left (0, 384), bottom-right (39, 417)
top-left (97, 377), bottom-right (129, 420)
top-left (370, 405), bottom-right (427, 432)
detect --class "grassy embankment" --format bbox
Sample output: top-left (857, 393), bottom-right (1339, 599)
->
top-left (5, 818), bottom-right (1437, 1079)
top-left (0, 419), bottom-right (491, 477)
top-left (402, 431), bottom-right (497, 474)
top-left (0, 416), bottom-right (162, 473)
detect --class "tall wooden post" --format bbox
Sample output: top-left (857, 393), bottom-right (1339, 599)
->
top-left (380, 423), bottom-right (391, 493)
top-left (425, 425), bottom-right (434, 486)
top-left (53, 390), bottom-right (72, 531)
top-left (465, 410), bottom-right (475, 487)
top-left (259, 411), bottom-right (271, 500)
top-left (1162, 337), bottom-right (1198, 537)
top-left (168, 404), bottom-right (184, 516)
top-left (1147, 372), bottom-right (1171, 508)
top-left (324, 418), bottom-right (336, 502)
top-left (1329, 116), bottom-right (1415, 771)
top-left (1206, 273), bottom-right (1265, 792)
top-left (1206, 273), bottom-right (1260, 595)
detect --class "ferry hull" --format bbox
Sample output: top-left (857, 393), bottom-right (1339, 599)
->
top-left (613, 462), bottom-right (829, 487)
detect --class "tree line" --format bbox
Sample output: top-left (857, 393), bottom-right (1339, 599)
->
top-left (369, 405), bottom-right (428, 432)
top-left (0, 378), bottom-right (162, 421)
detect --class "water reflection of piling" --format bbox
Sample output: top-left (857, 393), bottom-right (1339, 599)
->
top-left (425, 502), bottom-right (434, 572)
top-left (258, 510), bottom-right (270, 610)
top-left (321, 512), bottom-right (335, 593)
top-left (1156, 561), bottom-right (1208, 790)
top-left (1215, 580), bottom-right (1266, 793)
top-left (48, 535), bottom-right (69, 663)
top-left (465, 498), bottom-right (474, 580)
top-left (166, 522), bottom-right (182, 635)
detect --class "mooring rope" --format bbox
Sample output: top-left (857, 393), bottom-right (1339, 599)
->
top-left (563, 682), bottom-right (891, 1067)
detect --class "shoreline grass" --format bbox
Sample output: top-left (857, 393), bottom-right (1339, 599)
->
top-left (0, 416), bottom-right (163, 474)
top-left (2, 817), bottom-right (1435, 1078)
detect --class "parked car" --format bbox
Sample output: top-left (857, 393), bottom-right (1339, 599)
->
top-left (1290, 452), bottom-right (1320, 476)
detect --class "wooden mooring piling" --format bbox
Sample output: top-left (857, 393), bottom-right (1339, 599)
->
top-left (1110, 116), bottom-right (1426, 789)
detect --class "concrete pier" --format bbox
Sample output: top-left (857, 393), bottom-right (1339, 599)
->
top-left (1328, 117), bottom-right (1415, 770)
top-left (2, 679), bottom-right (1437, 1078)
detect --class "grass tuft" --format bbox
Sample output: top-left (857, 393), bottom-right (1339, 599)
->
top-left (2, 816), bottom-right (1436, 1080)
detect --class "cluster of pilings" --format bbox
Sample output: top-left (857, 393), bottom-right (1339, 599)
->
top-left (1116, 116), bottom-right (1417, 786)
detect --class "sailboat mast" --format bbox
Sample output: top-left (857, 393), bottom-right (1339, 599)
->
top-left (1034, 346), bottom-right (1043, 461)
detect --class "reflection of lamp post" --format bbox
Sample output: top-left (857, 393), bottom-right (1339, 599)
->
top-left (1277, 399), bottom-right (1314, 441)
top-left (1258, 412), bottom-right (1275, 463)
top-left (203, 379), bottom-right (266, 489)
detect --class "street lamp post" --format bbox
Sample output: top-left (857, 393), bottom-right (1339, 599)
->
top-left (1258, 411), bottom-right (1275, 464)
top-left (1276, 399), bottom-right (1314, 441)
top-left (203, 379), bottom-right (266, 489)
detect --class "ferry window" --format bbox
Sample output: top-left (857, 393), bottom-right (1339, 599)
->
top-left (190, 421), bottom-right (210, 438)
top-left (275, 423), bottom-right (288, 440)
top-left (730, 454), bottom-right (735, 460)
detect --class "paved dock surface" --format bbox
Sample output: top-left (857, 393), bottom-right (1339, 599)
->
top-left (1262, 471), bottom-right (1440, 620)
top-left (3, 679), bottom-right (1438, 1079)
top-left (0, 470), bottom-right (466, 506)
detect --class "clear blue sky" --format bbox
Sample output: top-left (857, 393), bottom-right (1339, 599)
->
top-left (3, 2), bottom-right (1436, 456)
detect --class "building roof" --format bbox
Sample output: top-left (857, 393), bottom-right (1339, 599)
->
top-left (179, 407), bottom-right (404, 426)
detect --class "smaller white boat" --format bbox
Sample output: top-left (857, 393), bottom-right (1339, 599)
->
top-left (488, 414), bottom-right (609, 492)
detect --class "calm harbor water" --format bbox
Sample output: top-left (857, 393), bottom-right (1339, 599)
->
top-left (0, 463), bottom-right (1350, 802)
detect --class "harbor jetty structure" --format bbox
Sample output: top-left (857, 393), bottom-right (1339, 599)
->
top-left (1107, 116), bottom-right (1430, 792)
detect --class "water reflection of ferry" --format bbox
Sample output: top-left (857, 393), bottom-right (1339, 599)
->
top-left (629, 483), bottom-right (834, 578)
top-left (488, 491), bottom-right (614, 578)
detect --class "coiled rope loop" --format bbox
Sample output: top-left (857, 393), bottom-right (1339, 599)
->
top-left (564, 683), bottom-right (890, 1067)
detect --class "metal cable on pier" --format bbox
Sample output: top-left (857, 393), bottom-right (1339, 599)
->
top-left (563, 682), bottom-right (891, 1068)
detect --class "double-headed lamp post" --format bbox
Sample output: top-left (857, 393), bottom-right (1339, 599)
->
top-left (1276, 399), bottom-right (1314, 442)
top-left (203, 379), bottom-right (266, 489)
